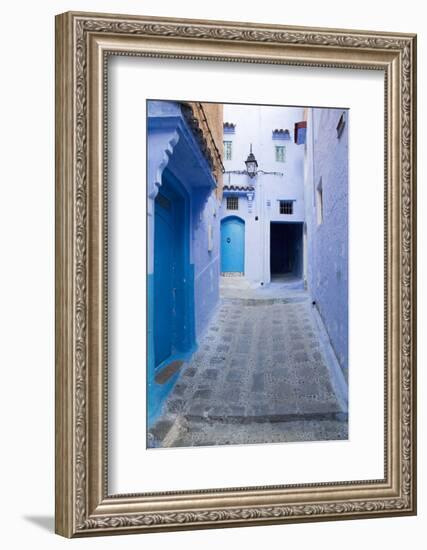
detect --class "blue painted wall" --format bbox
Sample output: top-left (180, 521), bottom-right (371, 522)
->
top-left (304, 108), bottom-right (349, 373)
top-left (147, 100), bottom-right (221, 425)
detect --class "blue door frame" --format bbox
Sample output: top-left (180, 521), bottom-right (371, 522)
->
top-left (148, 169), bottom-right (195, 425)
top-left (153, 193), bottom-right (175, 365)
top-left (221, 216), bottom-right (245, 273)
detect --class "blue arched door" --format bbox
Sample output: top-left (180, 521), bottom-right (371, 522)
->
top-left (221, 216), bottom-right (245, 273)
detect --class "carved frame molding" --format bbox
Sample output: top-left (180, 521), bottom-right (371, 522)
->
top-left (55, 11), bottom-right (416, 537)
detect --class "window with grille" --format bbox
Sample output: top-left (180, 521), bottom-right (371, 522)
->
top-left (226, 196), bottom-right (239, 210)
top-left (224, 140), bottom-right (232, 161)
top-left (279, 200), bottom-right (293, 215)
top-left (275, 145), bottom-right (286, 162)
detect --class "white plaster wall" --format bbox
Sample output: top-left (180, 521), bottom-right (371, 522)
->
top-left (221, 104), bottom-right (306, 283)
top-left (223, 104), bottom-right (305, 215)
top-left (193, 192), bottom-right (222, 337)
top-left (219, 195), bottom-right (264, 281)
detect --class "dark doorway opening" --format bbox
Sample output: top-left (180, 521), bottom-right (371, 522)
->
top-left (270, 222), bottom-right (303, 279)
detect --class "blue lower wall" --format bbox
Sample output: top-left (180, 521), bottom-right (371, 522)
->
top-left (147, 267), bottom-right (197, 426)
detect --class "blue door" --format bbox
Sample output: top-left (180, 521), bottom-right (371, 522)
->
top-left (154, 193), bottom-right (174, 366)
top-left (221, 216), bottom-right (245, 273)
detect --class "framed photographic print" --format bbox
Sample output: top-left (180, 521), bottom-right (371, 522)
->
top-left (55, 11), bottom-right (417, 537)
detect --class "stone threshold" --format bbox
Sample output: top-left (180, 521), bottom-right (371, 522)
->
top-left (183, 411), bottom-right (348, 425)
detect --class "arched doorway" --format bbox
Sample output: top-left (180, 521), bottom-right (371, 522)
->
top-left (220, 216), bottom-right (245, 274)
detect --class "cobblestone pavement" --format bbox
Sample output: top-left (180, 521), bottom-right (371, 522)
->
top-left (148, 278), bottom-right (348, 448)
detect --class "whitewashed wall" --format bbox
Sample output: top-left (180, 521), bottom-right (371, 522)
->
top-left (220, 104), bottom-right (306, 284)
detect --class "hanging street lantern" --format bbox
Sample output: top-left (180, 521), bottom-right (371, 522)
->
top-left (223, 143), bottom-right (282, 179)
top-left (245, 144), bottom-right (258, 178)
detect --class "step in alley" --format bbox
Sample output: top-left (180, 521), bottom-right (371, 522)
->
top-left (148, 278), bottom-right (348, 448)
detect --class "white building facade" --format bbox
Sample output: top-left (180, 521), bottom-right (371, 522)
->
top-left (220, 104), bottom-right (306, 286)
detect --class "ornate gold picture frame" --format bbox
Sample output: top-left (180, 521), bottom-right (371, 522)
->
top-left (55, 11), bottom-right (417, 537)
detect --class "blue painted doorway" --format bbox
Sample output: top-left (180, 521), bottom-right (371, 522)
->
top-left (154, 193), bottom-right (174, 365)
top-left (221, 216), bottom-right (245, 273)
top-left (153, 172), bottom-right (195, 369)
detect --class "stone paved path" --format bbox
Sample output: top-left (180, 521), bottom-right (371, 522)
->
top-left (148, 278), bottom-right (348, 448)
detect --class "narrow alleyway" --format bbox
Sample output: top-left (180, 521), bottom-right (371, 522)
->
top-left (148, 277), bottom-right (348, 448)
